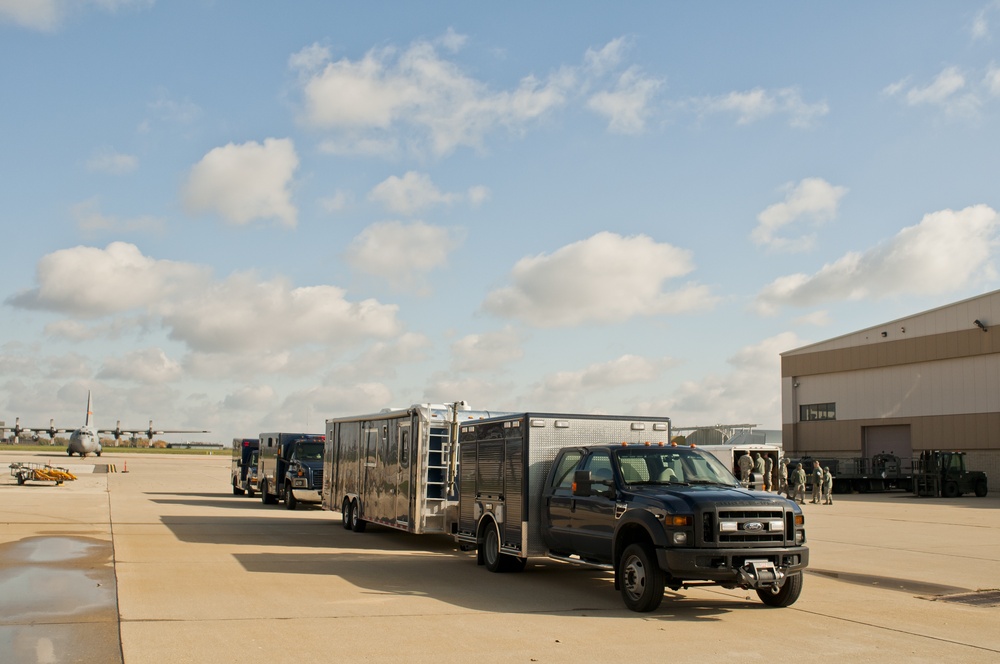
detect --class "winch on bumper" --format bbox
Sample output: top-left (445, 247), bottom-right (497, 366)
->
top-left (658, 546), bottom-right (809, 589)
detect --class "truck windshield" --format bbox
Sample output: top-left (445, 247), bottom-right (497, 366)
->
top-left (291, 441), bottom-right (324, 461)
top-left (615, 447), bottom-right (739, 486)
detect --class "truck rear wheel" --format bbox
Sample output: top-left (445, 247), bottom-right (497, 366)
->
top-left (757, 571), bottom-right (803, 607)
top-left (975, 481), bottom-right (988, 497)
top-left (943, 481), bottom-right (960, 498)
top-left (619, 543), bottom-right (664, 612)
top-left (481, 522), bottom-right (523, 572)
top-left (284, 483), bottom-right (297, 510)
top-left (232, 479), bottom-right (244, 495)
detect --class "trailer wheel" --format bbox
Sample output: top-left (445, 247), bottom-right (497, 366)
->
top-left (757, 571), bottom-right (803, 607)
top-left (975, 481), bottom-right (988, 497)
top-left (943, 481), bottom-right (960, 498)
top-left (341, 499), bottom-right (353, 530)
top-left (284, 483), bottom-right (297, 510)
top-left (618, 543), bottom-right (664, 612)
top-left (349, 500), bottom-right (366, 532)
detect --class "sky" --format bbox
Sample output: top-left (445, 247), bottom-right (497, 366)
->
top-left (2, 1), bottom-right (1000, 445)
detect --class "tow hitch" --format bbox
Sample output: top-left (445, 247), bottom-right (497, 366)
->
top-left (737, 559), bottom-right (785, 589)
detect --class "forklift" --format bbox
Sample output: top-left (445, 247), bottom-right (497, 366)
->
top-left (913, 450), bottom-right (988, 498)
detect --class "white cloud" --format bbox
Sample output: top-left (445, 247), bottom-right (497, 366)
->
top-left (694, 87), bottom-right (829, 127)
top-left (537, 354), bottom-right (674, 395)
top-left (320, 189), bottom-right (352, 212)
top-left (290, 36), bottom-right (573, 156)
top-left (336, 333), bottom-right (432, 380)
top-left (451, 327), bottom-right (525, 373)
top-left (182, 138), bottom-right (299, 227)
top-left (86, 148), bottom-right (138, 175)
top-left (985, 64), bottom-right (1000, 96)
top-left (586, 66), bottom-right (663, 134)
top-left (883, 66), bottom-right (982, 118)
top-left (368, 171), bottom-right (458, 215)
top-left (584, 37), bottom-right (629, 76)
top-left (8, 243), bottom-right (403, 358)
top-left (98, 347), bottom-right (182, 384)
top-left (7, 242), bottom-right (208, 317)
top-left (280, 383), bottom-right (394, 421)
top-left (483, 231), bottom-right (716, 327)
top-left (754, 205), bottom-right (1000, 314)
top-left (752, 178), bottom-right (848, 251)
top-left (467, 185), bottom-right (490, 206)
top-left (159, 273), bottom-right (401, 353)
top-left (346, 220), bottom-right (465, 293)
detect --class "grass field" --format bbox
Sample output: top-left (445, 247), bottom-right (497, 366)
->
top-left (0, 443), bottom-right (227, 456)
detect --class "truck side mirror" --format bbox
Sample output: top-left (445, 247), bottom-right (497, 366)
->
top-left (572, 470), bottom-right (593, 497)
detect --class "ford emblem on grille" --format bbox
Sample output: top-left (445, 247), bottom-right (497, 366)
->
top-left (744, 522), bottom-right (764, 532)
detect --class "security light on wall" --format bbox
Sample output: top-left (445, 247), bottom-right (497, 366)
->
top-left (975, 319), bottom-right (988, 332)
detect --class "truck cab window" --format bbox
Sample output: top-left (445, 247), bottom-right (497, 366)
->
top-left (583, 452), bottom-right (614, 481)
top-left (550, 451), bottom-right (584, 489)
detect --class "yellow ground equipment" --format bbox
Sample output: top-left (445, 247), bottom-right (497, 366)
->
top-left (9, 462), bottom-right (77, 485)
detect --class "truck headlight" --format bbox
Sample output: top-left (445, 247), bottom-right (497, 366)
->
top-left (795, 531), bottom-right (805, 545)
top-left (292, 478), bottom-right (308, 488)
top-left (672, 531), bottom-right (688, 545)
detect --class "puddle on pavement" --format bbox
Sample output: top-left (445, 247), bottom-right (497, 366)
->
top-left (0, 536), bottom-right (121, 664)
top-left (808, 568), bottom-right (968, 596)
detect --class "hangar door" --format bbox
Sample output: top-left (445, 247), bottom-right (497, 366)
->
top-left (862, 425), bottom-right (912, 460)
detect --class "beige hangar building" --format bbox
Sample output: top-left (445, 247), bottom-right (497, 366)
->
top-left (781, 289), bottom-right (1000, 480)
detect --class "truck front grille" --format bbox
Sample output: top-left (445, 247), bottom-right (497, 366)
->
top-left (701, 506), bottom-right (788, 547)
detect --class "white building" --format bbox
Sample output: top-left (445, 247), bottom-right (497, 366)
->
top-left (781, 289), bottom-right (1000, 479)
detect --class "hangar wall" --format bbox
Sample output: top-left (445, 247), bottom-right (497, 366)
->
top-left (781, 290), bottom-right (1000, 481)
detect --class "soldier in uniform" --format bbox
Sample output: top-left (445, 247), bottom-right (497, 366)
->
top-left (753, 453), bottom-right (765, 489)
top-left (791, 463), bottom-right (807, 504)
top-left (810, 460), bottom-right (823, 504)
top-left (779, 458), bottom-right (790, 497)
top-left (764, 455), bottom-right (774, 491)
top-left (738, 451), bottom-right (753, 486)
top-left (822, 466), bottom-right (834, 505)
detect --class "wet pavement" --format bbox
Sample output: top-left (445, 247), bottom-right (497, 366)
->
top-left (0, 536), bottom-right (121, 664)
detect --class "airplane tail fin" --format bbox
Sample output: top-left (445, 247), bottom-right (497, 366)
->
top-left (85, 391), bottom-right (93, 427)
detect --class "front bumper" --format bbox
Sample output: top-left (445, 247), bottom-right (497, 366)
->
top-left (290, 488), bottom-right (321, 503)
top-left (658, 546), bottom-right (809, 584)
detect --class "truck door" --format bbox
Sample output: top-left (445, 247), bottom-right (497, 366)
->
top-left (569, 451), bottom-right (618, 559)
top-left (543, 449), bottom-right (585, 552)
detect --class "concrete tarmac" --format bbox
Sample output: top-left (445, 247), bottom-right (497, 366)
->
top-left (1, 449), bottom-right (998, 663)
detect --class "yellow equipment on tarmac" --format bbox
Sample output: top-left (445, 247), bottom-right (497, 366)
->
top-left (9, 462), bottom-right (77, 485)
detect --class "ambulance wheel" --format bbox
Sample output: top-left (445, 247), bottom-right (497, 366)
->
top-left (757, 571), bottom-right (803, 607)
top-left (619, 543), bottom-right (664, 612)
top-left (481, 521), bottom-right (522, 572)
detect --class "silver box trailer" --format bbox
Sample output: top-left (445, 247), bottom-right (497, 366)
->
top-left (323, 402), bottom-right (507, 534)
top-left (454, 412), bottom-right (671, 558)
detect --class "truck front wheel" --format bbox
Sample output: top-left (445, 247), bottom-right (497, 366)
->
top-left (232, 479), bottom-right (244, 495)
top-left (943, 481), bottom-right (960, 498)
top-left (975, 481), bottom-right (988, 497)
top-left (757, 571), bottom-right (803, 607)
top-left (619, 543), bottom-right (664, 612)
top-left (284, 483), bottom-right (297, 510)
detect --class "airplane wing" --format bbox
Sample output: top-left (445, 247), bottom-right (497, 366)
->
top-left (99, 421), bottom-right (210, 440)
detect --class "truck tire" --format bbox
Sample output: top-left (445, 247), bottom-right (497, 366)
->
top-left (247, 484), bottom-right (255, 498)
top-left (349, 500), bottom-right (366, 532)
top-left (975, 481), bottom-right (988, 497)
top-left (481, 521), bottom-right (523, 573)
top-left (943, 481), bottom-right (960, 498)
top-left (261, 480), bottom-right (277, 505)
top-left (232, 479), bottom-right (244, 495)
top-left (618, 543), bottom-right (664, 612)
top-left (342, 499), bottom-right (353, 530)
top-left (757, 571), bottom-right (803, 607)
top-left (284, 483), bottom-right (297, 510)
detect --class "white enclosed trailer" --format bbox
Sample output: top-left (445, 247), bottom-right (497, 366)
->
top-left (323, 402), bottom-right (507, 534)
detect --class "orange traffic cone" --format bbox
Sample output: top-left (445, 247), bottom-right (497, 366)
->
top-left (123, 461), bottom-right (129, 473)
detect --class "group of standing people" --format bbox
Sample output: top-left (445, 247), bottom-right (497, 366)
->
top-left (737, 451), bottom-right (833, 505)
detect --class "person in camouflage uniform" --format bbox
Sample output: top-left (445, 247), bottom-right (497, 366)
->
top-left (822, 466), bottom-right (834, 505)
top-left (791, 463), bottom-right (807, 504)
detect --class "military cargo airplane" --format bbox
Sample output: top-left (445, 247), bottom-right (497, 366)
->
top-left (1, 391), bottom-right (209, 458)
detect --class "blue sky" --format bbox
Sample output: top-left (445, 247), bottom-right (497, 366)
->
top-left (2, 1), bottom-right (1000, 443)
